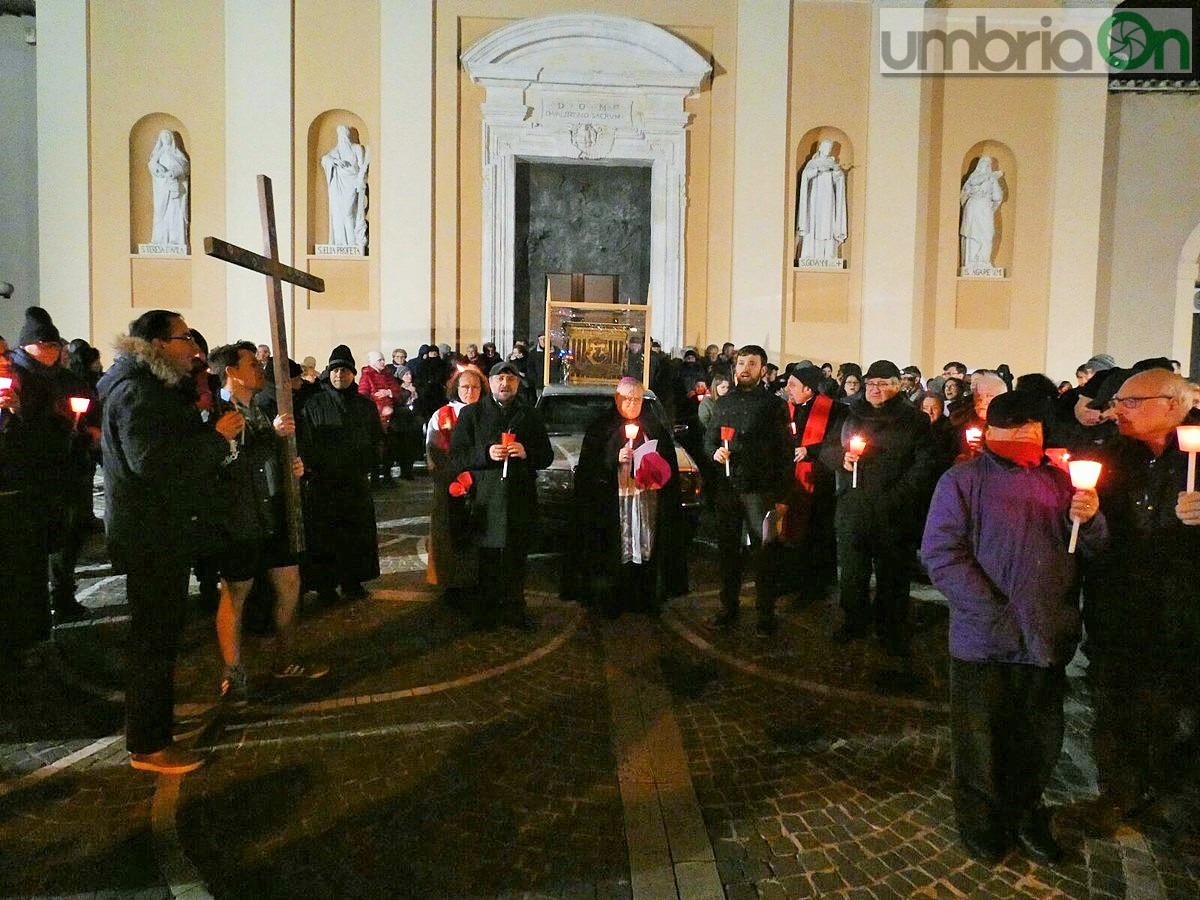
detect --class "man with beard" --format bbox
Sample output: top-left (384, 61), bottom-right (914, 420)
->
top-left (572, 378), bottom-right (688, 617)
top-left (1084, 368), bottom-right (1200, 834)
top-left (821, 360), bottom-right (936, 659)
top-left (448, 361), bottom-right (553, 629)
top-left (99, 310), bottom-right (241, 773)
top-left (704, 345), bottom-right (793, 636)
top-left (782, 364), bottom-right (845, 604)
top-left (297, 346), bottom-right (383, 605)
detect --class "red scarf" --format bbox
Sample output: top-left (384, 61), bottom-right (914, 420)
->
top-left (988, 439), bottom-right (1043, 468)
top-left (790, 394), bottom-right (833, 492)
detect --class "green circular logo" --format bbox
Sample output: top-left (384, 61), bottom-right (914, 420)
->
top-left (1099, 11), bottom-right (1157, 70)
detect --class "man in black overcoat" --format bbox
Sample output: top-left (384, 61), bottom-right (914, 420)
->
top-left (448, 361), bottom-right (553, 629)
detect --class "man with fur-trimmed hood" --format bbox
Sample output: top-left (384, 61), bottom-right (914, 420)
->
top-left (98, 310), bottom-right (242, 775)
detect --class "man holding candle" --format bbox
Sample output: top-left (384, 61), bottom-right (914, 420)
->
top-left (5, 307), bottom-right (97, 645)
top-left (573, 377), bottom-right (687, 617)
top-left (1083, 368), bottom-right (1200, 833)
top-left (449, 361), bottom-right (552, 630)
top-left (821, 359), bottom-right (936, 656)
top-left (703, 345), bottom-right (793, 636)
top-left (99, 310), bottom-right (242, 774)
top-left (921, 390), bottom-right (1106, 864)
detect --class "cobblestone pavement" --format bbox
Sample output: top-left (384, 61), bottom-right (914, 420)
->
top-left (1, 473), bottom-right (1197, 898)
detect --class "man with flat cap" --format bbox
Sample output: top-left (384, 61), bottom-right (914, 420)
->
top-left (449, 360), bottom-right (553, 629)
top-left (821, 359), bottom-right (936, 659)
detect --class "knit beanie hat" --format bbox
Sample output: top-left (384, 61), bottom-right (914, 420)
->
top-left (18, 306), bottom-right (61, 346)
top-left (327, 344), bottom-right (356, 374)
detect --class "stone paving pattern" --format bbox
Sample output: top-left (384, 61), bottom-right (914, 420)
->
top-left (0, 474), bottom-right (1197, 898)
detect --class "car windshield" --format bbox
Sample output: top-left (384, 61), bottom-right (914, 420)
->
top-left (538, 393), bottom-right (666, 436)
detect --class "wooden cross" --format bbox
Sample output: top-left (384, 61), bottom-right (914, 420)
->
top-left (203, 174), bottom-right (324, 554)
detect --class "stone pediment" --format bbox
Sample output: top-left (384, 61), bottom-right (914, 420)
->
top-left (461, 14), bottom-right (711, 91)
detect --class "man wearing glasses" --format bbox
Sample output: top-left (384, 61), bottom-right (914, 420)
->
top-left (821, 360), bottom-right (937, 664)
top-left (1083, 366), bottom-right (1200, 834)
top-left (99, 310), bottom-right (243, 774)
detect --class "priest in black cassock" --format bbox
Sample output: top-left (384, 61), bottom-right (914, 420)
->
top-left (571, 377), bottom-right (689, 617)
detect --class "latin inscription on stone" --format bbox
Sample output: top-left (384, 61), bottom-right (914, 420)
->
top-left (539, 95), bottom-right (632, 128)
top-left (958, 266), bottom-right (1005, 278)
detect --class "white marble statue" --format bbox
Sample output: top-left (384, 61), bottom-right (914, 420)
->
top-left (148, 130), bottom-right (189, 247)
top-left (795, 139), bottom-right (847, 263)
top-left (959, 156), bottom-right (1004, 269)
top-left (321, 125), bottom-right (369, 251)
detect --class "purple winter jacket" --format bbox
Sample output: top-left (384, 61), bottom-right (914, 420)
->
top-left (920, 451), bottom-right (1108, 667)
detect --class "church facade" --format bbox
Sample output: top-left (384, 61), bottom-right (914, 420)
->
top-left (7, 1), bottom-right (1200, 380)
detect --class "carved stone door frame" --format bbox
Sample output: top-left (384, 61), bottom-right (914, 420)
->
top-left (462, 13), bottom-right (710, 355)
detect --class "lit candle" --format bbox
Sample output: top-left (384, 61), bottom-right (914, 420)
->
top-left (965, 426), bottom-right (983, 451)
top-left (1067, 459), bottom-right (1103, 554)
top-left (69, 395), bottom-right (91, 425)
top-left (624, 422), bottom-right (639, 450)
top-left (1177, 425), bottom-right (1200, 492)
top-left (789, 421), bottom-right (798, 437)
top-left (720, 426), bottom-right (735, 477)
top-left (500, 431), bottom-right (516, 479)
top-left (849, 435), bottom-right (867, 488)
top-left (0, 376), bottom-right (10, 423)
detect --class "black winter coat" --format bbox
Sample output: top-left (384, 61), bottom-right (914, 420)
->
top-left (820, 394), bottom-right (937, 538)
top-left (97, 337), bottom-right (229, 566)
top-left (448, 395), bottom-right (553, 550)
top-left (1085, 409), bottom-right (1200, 658)
top-left (702, 385), bottom-right (792, 502)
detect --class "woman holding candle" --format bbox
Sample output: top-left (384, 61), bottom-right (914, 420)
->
top-left (922, 390), bottom-right (1106, 864)
top-left (425, 365), bottom-right (488, 608)
top-left (572, 377), bottom-right (687, 618)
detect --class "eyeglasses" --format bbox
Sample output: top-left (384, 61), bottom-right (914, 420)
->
top-left (1107, 394), bottom-right (1172, 410)
top-left (163, 334), bottom-right (197, 344)
top-left (864, 380), bottom-right (894, 390)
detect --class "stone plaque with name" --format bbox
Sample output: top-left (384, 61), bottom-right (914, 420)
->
top-left (315, 244), bottom-right (365, 257)
top-left (959, 266), bottom-right (1005, 279)
top-left (797, 257), bottom-right (847, 271)
top-left (138, 243), bottom-right (188, 256)
top-left (537, 93), bottom-right (633, 128)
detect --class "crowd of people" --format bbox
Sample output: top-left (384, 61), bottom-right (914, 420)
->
top-left (1, 306), bottom-right (1197, 865)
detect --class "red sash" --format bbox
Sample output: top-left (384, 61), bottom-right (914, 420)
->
top-left (792, 394), bottom-right (833, 494)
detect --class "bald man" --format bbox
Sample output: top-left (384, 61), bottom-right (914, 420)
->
top-left (1084, 369), bottom-right (1200, 833)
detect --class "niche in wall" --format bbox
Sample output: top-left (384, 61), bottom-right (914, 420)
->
top-left (306, 110), bottom-right (370, 311)
top-left (129, 113), bottom-right (191, 254)
top-left (958, 140), bottom-right (1016, 276)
